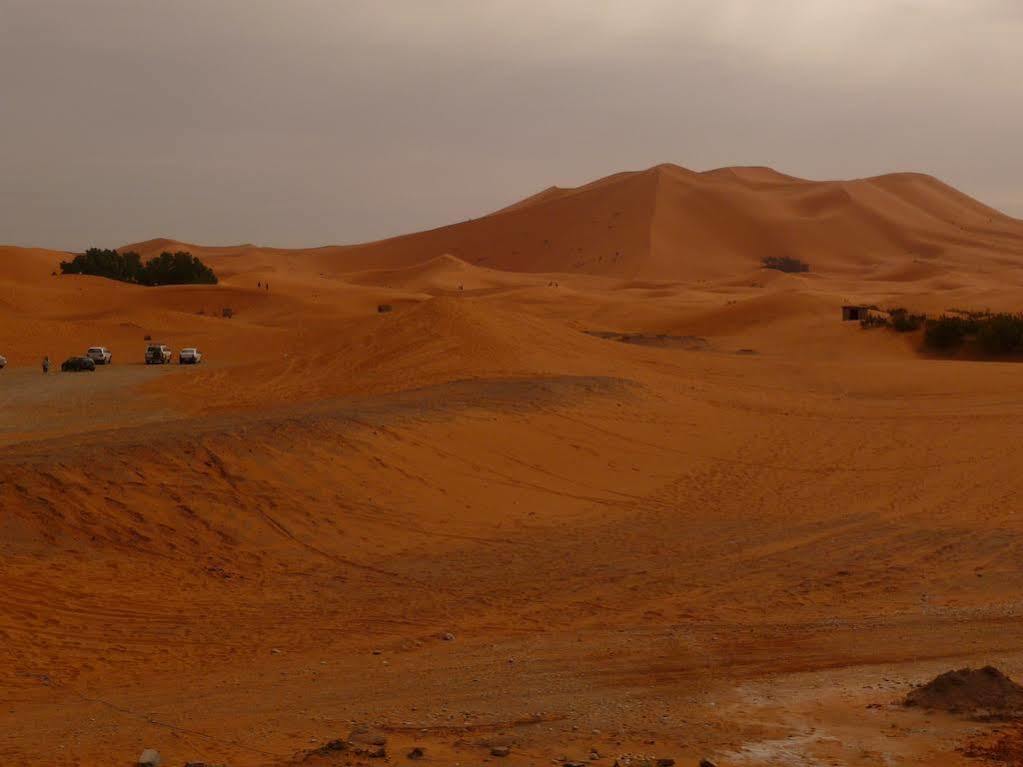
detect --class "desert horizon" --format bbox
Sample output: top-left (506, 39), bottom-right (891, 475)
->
top-left (5, 3), bottom-right (1023, 767)
top-left (17, 161), bottom-right (1020, 256)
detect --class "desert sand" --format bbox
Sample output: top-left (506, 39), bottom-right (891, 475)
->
top-left (3, 164), bottom-right (1023, 766)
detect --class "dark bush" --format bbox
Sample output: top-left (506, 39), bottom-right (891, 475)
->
top-left (976, 314), bottom-right (1023, 355)
top-left (923, 313), bottom-right (1023, 355)
top-left (60, 248), bottom-right (217, 286)
top-left (60, 248), bottom-right (143, 281)
top-left (140, 251), bottom-right (218, 286)
top-left (924, 315), bottom-right (979, 351)
top-left (762, 256), bottom-right (810, 273)
top-left (889, 308), bottom-right (925, 332)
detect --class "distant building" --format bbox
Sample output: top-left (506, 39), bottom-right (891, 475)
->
top-left (842, 305), bottom-right (868, 321)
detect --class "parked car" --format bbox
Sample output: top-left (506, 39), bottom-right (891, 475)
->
top-left (145, 344), bottom-right (172, 364)
top-left (61, 356), bottom-right (96, 372)
top-left (0, 354), bottom-right (6, 369)
top-left (178, 347), bottom-right (202, 364)
top-left (86, 346), bottom-right (112, 365)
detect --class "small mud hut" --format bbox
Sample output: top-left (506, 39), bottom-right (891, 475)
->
top-left (842, 305), bottom-right (868, 321)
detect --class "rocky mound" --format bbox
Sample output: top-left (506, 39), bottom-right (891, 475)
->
top-left (905, 666), bottom-right (1023, 716)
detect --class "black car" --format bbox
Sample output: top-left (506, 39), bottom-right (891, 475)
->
top-left (61, 356), bottom-right (96, 372)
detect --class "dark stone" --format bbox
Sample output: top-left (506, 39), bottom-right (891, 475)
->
top-left (491, 746), bottom-right (511, 757)
top-left (408, 746), bottom-right (426, 759)
top-left (348, 725), bottom-right (387, 746)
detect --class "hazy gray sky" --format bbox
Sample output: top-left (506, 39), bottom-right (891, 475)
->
top-left (2, 0), bottom-right (1021, 250)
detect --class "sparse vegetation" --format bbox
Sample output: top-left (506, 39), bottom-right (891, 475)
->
top-left (859, 307), bottom-right (925, 331)
top-left (889, 308), bottom-right (925, 332)
top-left (923, 315), bottom-right (975, 350)
top-left (761, 256), bottom-right (810, 273)
top-left (947, 308), bottom-right (993, 320)
top-left (60, 248), bottom-right (218, 286)
top-left (921, 313), bottom-right (1023, 355)
top-left (976, 313), bottom-right (1023, 355)
top-left (859, 312), bottom-right (890, 329)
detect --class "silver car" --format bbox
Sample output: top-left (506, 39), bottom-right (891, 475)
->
top-left (86, 346), bottom-right (112, 365)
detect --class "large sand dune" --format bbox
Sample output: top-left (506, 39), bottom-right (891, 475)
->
top-left (112, 163), bottom-right (1023, 283)
top-left (3, 165), bottom-right (1023, 766)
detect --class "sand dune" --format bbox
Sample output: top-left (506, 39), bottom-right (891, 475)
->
top-left (101, 163), bottom-right (1023, 284)
top-left (305, 163), bottom-right (1023, 281)
top-left (343, 253), bottom-right (540, 294)
top-left (4, 164), bottom-right (1023, 766)
top-left (42, 164), bottom-right (1014, 292)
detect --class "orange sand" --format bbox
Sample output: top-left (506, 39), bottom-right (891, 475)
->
top-left (3, 164), bottom-right (1023, 766)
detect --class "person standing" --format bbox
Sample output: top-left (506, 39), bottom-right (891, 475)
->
top-left (42, 355), bottom-right (50, 374)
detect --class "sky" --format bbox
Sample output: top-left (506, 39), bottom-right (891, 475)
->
top-left (2, 0), bottom-right (1021, 251)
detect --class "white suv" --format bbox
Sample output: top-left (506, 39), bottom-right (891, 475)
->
top-left (179, 347), bottom-right (203, 365)
top-left (86, 346), bottom-right (112, 365)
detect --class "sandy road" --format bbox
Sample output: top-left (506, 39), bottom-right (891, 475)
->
top-left (0, 362), bottom-right (200, 447)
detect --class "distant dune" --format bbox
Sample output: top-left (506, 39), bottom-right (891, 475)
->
top-left (104, 164), bottom-right (1023, 283)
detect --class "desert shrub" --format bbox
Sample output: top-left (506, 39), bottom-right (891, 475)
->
top-left (860, 312), bottom-right (890, 329)
top-left (889, 308), bottom-right (925, 333)
top-left (947, 308), bottom-right (992, 320)
top-left (140, 251), bottom-right (218, 286)
top-left (60, 248), bottom-right (217, 286)
top-left (60, 248), bottom-right (143, 282)
top-left (762, 256), bottom-right (810, 273)
top-left (923, 313), bottom-right (1023, 355)
top-left (924, 315), bottom-right (978, 351)
top-left (976, 314), bottom-right (1023, 355)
